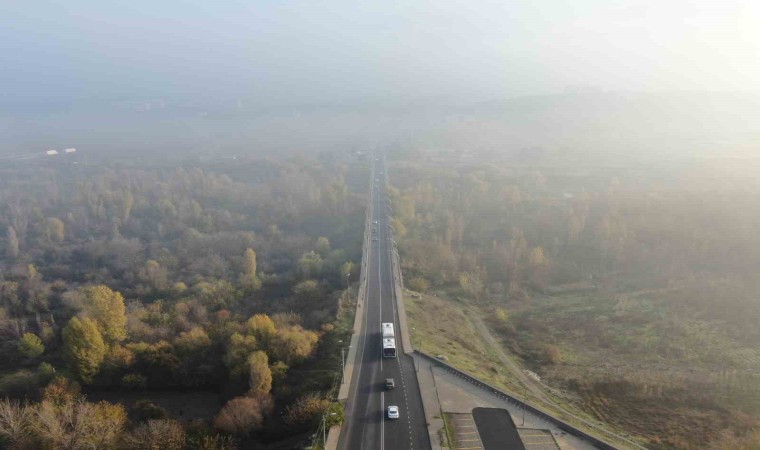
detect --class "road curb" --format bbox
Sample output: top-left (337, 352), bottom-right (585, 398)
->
top-left (392, 264), bottom-right (413, 355)
top-left (333, 161), bottom-right (374, 450)
top-left (413, 354), bottom-right (444, 450)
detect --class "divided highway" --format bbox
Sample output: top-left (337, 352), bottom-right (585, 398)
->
top-left (338, 157), bottom-right (431, 450)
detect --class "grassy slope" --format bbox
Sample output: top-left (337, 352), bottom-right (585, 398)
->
top-left (404, 289), bottom-right (647, 449)
top-left (508, 290), bottom-right (760, 449)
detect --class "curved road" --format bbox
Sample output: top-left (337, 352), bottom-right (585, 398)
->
top-left (338, 157), bottom-right (431, 450)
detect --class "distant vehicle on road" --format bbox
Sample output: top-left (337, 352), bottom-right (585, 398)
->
top-left (385, 378), bottom-right (395, 390)
top-left (387, 406), bottom-right (399, 419)
top-left (372, 237), bottom-right (378, 241)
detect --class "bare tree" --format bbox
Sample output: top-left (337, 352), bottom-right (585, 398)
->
top-left (0, 399), bottom-right (34, 450)
top-left (213, 395), bottom-right (271, 436)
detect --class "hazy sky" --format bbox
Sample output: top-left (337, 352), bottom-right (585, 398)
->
top-left (1, 0), bottom-right (759, 104)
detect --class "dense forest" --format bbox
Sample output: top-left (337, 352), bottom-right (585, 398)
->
top-left (0, 154), bottom-right (366, 449)
top-left (389, 156), bottom-right (760, 449)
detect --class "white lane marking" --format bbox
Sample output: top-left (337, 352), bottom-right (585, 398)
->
top-left (381, 391), bottom-right (385, 450)
top-left (384, 204), bottom-right (417, 450)
top-left (355, 164), bottom-right (377, 449)
top-left (378, 207), bottom-right (383, 371)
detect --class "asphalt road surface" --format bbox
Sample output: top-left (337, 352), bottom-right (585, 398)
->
top-left (339, 157), bottom-right (431, 450)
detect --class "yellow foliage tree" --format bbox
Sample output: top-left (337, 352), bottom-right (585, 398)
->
top-left (63, 317), bottom-right (107, 383)
top-left (271, 325), bottom-right (319, 365)
top-left (246, 314), bottom-right (276, 343)
top-left (79, 285), bottom-right (128, 344)
top-left (247, 351), bottom-right (272, 395)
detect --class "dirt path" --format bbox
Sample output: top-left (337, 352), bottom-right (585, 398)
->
top-left (463, 307), bottom-right (647, 450)
top-left (464, 307), bottom-right (553, 405)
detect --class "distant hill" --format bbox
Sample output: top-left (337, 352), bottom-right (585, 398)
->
top-left (2, 91), bottom-right (759, 161)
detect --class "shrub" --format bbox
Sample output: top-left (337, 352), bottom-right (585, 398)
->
top-left (408, 277), bottom-right (430, 293)
top-left (126, 419), bottom-right (186, 450)
top-left (129, 400), bottom-right (168, 423)
top-left (122, 374), bottom-right (148, 390)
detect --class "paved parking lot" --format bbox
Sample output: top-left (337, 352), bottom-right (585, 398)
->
top-left (519, 429), bottom-right (561, 450)
top-left (446, 412), bottom-right (484, 450)
top-left (415, 354), bottom-right (597, 450)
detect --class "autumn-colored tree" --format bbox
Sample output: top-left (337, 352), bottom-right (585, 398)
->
top-left (408, 276), bottom-right (430, 293)
top-left (293, 279), bottom-right (323, 303)
top-left (41, 377), bottom-right (81, 405)
top-left (458, 271), bottom-right (483, 300)
top-left (284, 392), bottom-right (331, 427)
top-left (102, 345), bottom-right (136, 373)
top-left (34, 399), bottom-right (127, 449)
top-left (271, 325), bottom-right (319, 365)
top-left (390, 217), bottom-right (407, 239)
top-left (44, 218), bottom-right (65, 243)
top-left (247, 351), bottom-right (272, 395)
top-left (77, 285), bottom-right (128, 344)
top-left (237, 248), bottom-right (262, 291)
top-left (527, 246), bottom-right (549, 290)
top-left (174, 327), bottom-right (211, 357)
top-left (126, 419), bottom-right (186, 450)
top-left (246, 314), bottom-right (276, 344)
top-left (242, 248), bottom-right (257, 277)
top-left (270, 361), bottom-right (289, 387)
top-left (17, 333), bottom-right (44, 359)
top-left (5, 226), bottom-right (19, 259)
top-left (62, 317), bottom-right (107, 383)
top-left (213, 395), bottom-right (272, 436)
top-left (224, 333), bottom-right (258, 377)
top-left (528, 246), bottom-right (546, 267)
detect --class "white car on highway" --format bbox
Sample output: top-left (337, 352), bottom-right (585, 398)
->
top-left (387, 405), bottom-right (399, 419)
